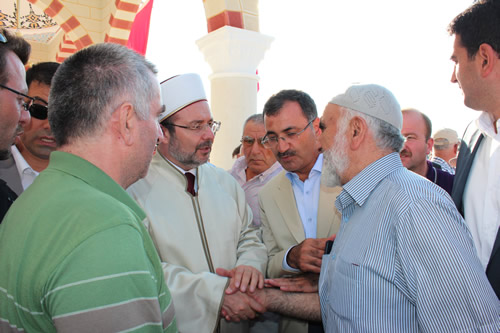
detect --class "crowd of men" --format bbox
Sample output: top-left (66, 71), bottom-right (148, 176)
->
top-left (0, 0), bottom-right (499, 332)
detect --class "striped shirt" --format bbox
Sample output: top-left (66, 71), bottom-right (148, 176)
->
top-left (0, 152), bottom-right (177, 332)
top-left (319, 152), bottom-right (499, 332)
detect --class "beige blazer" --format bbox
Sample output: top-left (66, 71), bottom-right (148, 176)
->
top-left (259, 170), bottom-right (342, 279)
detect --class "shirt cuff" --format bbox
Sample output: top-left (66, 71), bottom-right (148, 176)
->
top-left (282, 246), bottom-right (301, 273)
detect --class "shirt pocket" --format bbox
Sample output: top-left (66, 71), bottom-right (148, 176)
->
top-left (327, 255), bottom-right (361, 321)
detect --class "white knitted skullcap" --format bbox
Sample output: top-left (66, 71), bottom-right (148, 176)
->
top-left (329, 84), bottom-right (402, 130)
top-left (159, 73), bottom-right (207, 121)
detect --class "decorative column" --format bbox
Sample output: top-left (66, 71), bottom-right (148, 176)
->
top-left (196, 26), bottom-right (273, 169)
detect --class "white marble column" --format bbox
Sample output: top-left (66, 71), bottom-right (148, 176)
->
top-left (197, 26), bottom-right (273, 169)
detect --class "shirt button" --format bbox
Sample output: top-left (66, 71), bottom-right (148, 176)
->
top-left (306, 191), bottom-right (310, 195)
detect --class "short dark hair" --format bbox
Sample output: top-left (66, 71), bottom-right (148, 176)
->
top-left (263, 89), bottom-right (317, 122)
top-left (26, 62), bottom-right (60, 87)
top-left (0, 28), bottom-right (31, 85)
top-left (402, 108), bottom-right (432, 141)
top-left (448, 0), bottom-right (500, 59)
top-left (49, 43), bottom-right (158, 146)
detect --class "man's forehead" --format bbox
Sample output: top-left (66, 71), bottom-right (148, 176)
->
top-left (243, 121), bottom-right (266, 136)
top-left (172, 101), bottom-right (212, 121)
top-left (5, 51), bottom-right (27, 87)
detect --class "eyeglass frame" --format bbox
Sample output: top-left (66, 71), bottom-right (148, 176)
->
top-left (261, 119), bottom-right (314, 149)
top-left (240, 135), bottom-right (266, 148)
top-left (0, 83), bottom-right (36, 112)
top-left (163, 120), bottom-right (221, 134)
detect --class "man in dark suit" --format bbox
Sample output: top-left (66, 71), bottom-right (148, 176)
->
top-left (449, 0), bottom-right (500, 298)
top-left (0, 28), bottom-right (31, 221)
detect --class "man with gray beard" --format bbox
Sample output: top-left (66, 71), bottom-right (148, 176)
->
top-left (252, 84), bottom-right (500, 332)
top-left (127, 73), bottom-right (268, 333)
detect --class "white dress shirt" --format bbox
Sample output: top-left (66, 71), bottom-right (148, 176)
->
top-left (282, 154), bottom-right (323, 271)
top-left (463, 112), bottom-right (500, 269)
top-left (11, 146), bottom-right (39, 191)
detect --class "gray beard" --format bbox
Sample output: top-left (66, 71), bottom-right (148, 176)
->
top-left (321, 130), bottom-right (349, 188)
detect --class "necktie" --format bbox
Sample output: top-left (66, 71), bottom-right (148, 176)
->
top-left (185, 172), bottom-right (196, 196)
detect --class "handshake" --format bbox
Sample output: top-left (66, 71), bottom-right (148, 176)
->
top-left (216, 265), bottom-right (319, 322)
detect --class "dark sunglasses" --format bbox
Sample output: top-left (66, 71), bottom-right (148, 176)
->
top-left (29, 103), bottom-right (48, 120)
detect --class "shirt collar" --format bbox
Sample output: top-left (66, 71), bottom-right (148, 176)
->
top-left (11, 145), bottom-right (38, 176)
top-left (285, 153), bottom-right (323, 182)
top-left (476, 112), bottom-right (500, 141)
top-left (340, 152), bottom-right (403, 208)
top-left (48, 151), bottom-right (146, 220)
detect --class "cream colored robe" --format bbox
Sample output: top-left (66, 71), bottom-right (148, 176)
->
top-left (128, 153), bottom-right (267, 333)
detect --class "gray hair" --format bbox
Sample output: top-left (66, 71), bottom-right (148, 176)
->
top-left (341, 107), bottom-right (404, 153)
top-left (243, 113), bottom-right (264, 130)
top-left (49, 43), bottom-right (158, 146)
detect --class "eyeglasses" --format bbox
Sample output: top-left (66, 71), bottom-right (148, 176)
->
top-left (165, 120), bottom-right (221, 134)
top-left (261, 119), bottom-right (314, 149)
top-left (0, 83), bottom-right (35, 112)
top-left (241, 135), bottom-right (265, 148)
top-left (0, 31), bottom-right (7, 43)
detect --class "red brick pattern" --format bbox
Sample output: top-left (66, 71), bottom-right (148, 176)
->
top-left (44, 0), bottom-right (64, 18)
top-left (207, 10), bottom-right (243, 32)
top-left (60, 16), bottom-right (80, 32)
top-left (104, 34), bottom-right (128, 46)
top-left (115, 0), bottom-right (140, 13)
top-left (74, 34), bottom-right (92, 49)
top-left (109, 14), bottom-right (134, 30)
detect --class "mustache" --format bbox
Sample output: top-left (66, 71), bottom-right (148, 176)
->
top-left (400, 149), bottom-right (412, 158)
top-left (196, 141), bottom-right (213, 150)
top-left (277, 150), bottom-right (296, 159)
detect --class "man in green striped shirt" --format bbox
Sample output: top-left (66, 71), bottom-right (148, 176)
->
top-left (0, 43), bottom-right (177, 332)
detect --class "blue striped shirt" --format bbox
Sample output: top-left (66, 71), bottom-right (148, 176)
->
top-left (319, 152), bottom-right (499, 332)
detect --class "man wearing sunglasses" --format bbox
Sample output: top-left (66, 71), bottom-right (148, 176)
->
top-left (0, 62), bottom-right (59, 196)
top-left (0, 28), bottom-right (31, 221)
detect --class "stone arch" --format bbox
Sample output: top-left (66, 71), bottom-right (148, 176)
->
top-left (104, 0), bottom-right (142, 45)
top-left (28, 0), bottom-right (93, 62)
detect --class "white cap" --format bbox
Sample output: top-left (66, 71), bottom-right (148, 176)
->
top-left (159, 73), bottom-right (207, 121)
top-left (433, 128), bottom-right (460, 147)
top-left (329, 84), bottom-right (402, 130)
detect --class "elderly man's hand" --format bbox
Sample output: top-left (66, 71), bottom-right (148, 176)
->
top-left (265, 273), bottom-right (319, 293)
top-left (220, 291), bottom-right (266, 322)
top-left (216, 265), bottom-right (264, 294)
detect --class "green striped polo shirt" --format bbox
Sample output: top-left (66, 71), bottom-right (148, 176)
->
top-left (0, 151), bottom-right (177, 332)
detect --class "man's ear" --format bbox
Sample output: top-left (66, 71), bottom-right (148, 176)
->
top-left (312, 117), bottom-right (321, 135)
top-left (425, 138), bottom-right (434, 155)
top-left (349, 116), bottom-right (367, 150)
top-left (114, 102), bottom-right (135, 146)
top-left (478, 43), bottom-right (498, 78)
top-left (159, 124), bottom-right (169, 144)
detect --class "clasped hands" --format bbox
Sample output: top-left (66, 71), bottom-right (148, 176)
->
top-left (216, 265), bottom-right (265, 322)
top-left (217, 265), bottom-right (320, 322)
